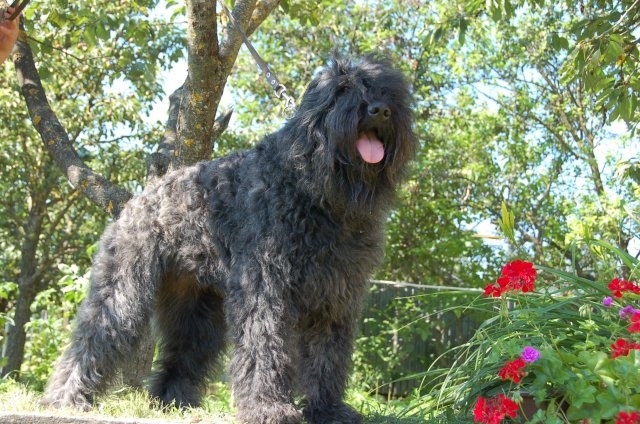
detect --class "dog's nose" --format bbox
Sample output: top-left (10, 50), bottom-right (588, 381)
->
top-left (367, 102), bottom-right (391, 120)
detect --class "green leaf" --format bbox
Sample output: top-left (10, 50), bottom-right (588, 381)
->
top-left (497, 201), bottom-right (515, 243)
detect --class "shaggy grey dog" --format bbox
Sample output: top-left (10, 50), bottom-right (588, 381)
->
top-left (42, 55), bottom-right (415, 424)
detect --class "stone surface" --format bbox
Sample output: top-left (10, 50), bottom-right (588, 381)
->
top-left (0, 412), bottom-right (191, 424)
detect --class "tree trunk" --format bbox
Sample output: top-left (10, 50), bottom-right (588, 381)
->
top-left (1, 190), bottom-right (45, 378)
top-left (2, 281), bottom-right (37, 378)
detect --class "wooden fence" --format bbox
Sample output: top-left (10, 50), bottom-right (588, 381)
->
top-left (359, 280), bottom-right (484, 397)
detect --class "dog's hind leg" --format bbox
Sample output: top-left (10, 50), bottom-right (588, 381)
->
top-left (42, 221), bottom-right (162, 410)
top-left (149, 274), bottom-right (226, 408)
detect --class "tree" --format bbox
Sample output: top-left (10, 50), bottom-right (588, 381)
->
top-left (2, 0), bottom-right (289, 381)
top-left (431, 0), bottom-right (640, 126)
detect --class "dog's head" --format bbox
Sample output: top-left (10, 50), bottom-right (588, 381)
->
top-left (290, 55), bottom-right (416, 204)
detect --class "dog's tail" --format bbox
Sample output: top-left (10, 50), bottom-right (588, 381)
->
top-left (43, 205), bottom-right (163, 409)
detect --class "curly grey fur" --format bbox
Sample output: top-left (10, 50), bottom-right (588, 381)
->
top-left (42, 55), bottom-right (416, 424)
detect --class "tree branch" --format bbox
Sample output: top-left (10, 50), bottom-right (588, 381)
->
top-left (13, 33), bottom-right (131, 217)
top-left (220, 0), bottom-right (281, 67)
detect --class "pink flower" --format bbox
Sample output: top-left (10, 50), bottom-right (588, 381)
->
top-left (603, 296), bottom-right (613, 307)
top-left (521, 346), bottom-right (540, 363)
top-left (620, 305), bottom-right (639, 319)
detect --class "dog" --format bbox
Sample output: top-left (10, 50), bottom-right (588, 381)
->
top-left (42, 55), bottom-right (416, 424)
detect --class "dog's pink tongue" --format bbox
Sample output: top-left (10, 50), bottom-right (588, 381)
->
top-left (356, 131), bottom-right (384, 164)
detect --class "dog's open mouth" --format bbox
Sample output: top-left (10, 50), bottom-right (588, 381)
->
top-left (356, 130), bottom-right (384, 164)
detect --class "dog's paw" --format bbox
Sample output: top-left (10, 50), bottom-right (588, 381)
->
top-left (40, 389), bottom-right (92, 411)
top-left (237, 402), bottom-right (303, 424)
top-left (303, 403), bottom-right (363, 424)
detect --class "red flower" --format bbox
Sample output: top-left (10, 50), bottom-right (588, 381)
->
top-left (483, 260), bottom-right (537, 297)
top-left (608, 278), bottom-right (640, 298)
top-left (501, 260), bottom-right (537, 292)
top-left (483, 283), bottom-right (503, 297)
top-left (611, 338), bottom-right (640, 358)
top-left (498, 358), bottom-right (527, 383)
top-left (616, 411), bottom-right (640, 424)
top-left (629, 312), bottom-right (640, 333)
top-left (473, 394), bottom-right (518, 424)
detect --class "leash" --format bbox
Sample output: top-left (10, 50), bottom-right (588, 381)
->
top-left (216, 0), bottom-right (296, 115)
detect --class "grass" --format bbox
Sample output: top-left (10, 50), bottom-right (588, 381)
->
top-left (0, 379), bottom-right (470, 423)
top-left (0, 379), bottom-right (233, 422)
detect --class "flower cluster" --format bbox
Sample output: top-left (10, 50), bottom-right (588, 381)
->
top-left (631, 312), bottom-right (640, 333)
top-left (473, 393), bottom-right (518, 424)
top-left (483, 260), bottom-right (537, 297)
top-left (617, 411), bottom-right (640, 424)
top-left (474, 346), bottom-right (540, 423)
top-left (471, 258), bottom-right (640, 422)
top-left (608, 278), bottom-right (640, 298)
top-left (611, 339), bottom-right (640, 359)
top-left (620, 305), bottom-right (640, 319)
top-left (498, 358), bottom-right (526, 383)
top-left (607, 278), bottom-right (640, 356)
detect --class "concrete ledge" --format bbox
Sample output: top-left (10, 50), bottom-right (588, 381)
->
top-left (0, 412), bottom-right (185, 424)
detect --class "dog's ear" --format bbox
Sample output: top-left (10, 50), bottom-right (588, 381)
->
top-left (328, 52), bottom-right (352, 76)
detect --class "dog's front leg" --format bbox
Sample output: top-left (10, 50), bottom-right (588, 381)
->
top-left (298, 309), bottom-right (363, 424)
top-left (226, 266), bottom-right (302, 424)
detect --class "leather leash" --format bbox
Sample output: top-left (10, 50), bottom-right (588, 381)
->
top-left (216, 0), bottom-right (296, 115)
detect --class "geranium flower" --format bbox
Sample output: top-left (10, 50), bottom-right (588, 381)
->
top-left (611, 339), bottom-right (640, 359)
top-left (501, 260), bottom-right (537, 292)
top-left (616, 411), bottom-right (640, 424)
top-left (483, 260), bottom-right (536, 297)
top-left (603, 296), bottom-right (613, 307)
top-left (609, 278), bottom-right (640, 298)
top-left (629, 312), bottom-right (640, 333)
top-left (473, 394), bottom-right (518, 424)
top-left (483, 283), bottom-right (503, 297)
top-left (521, 346), bottom-right (540, 363)
top-left (498, 358), bottom-right (526, 383)
top-left (620, 305), bottom-right (639, 319)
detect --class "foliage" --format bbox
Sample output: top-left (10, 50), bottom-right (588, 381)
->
top-left (20, 263), bottom-right (89, 389)
top-left (353, 285), bottom-right (486, 398)
top-left (429, 241), bottom-right (640, 423)
top-left (432, 0), bottom-right (640, 126)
